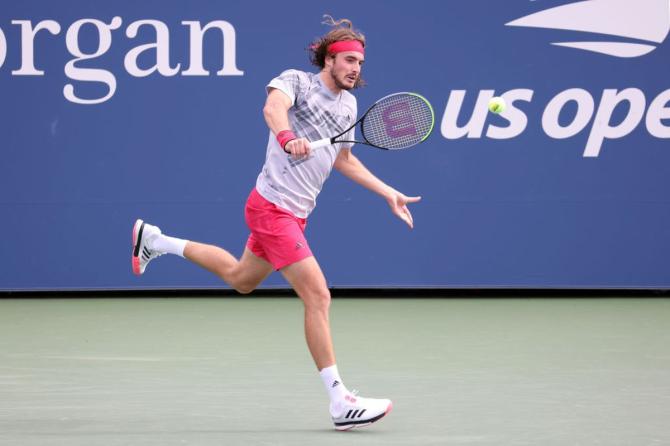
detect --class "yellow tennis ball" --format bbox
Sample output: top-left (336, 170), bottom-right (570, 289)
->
top-left (488, 96), bottom-right (506, 114)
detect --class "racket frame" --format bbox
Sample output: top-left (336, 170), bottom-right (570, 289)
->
top-left (310, 92), bottom-right (435, 151)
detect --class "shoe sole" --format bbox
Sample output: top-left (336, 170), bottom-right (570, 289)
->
top-left (132, 219), bottom-right (145, 275)
top-left (334, 401), bottom-right (393, 431)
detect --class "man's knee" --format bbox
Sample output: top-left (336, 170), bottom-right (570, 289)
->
top-left (229, 268), bottom-right (259, 295)
top-left (235, 284), bottom-right (255, 295)
top-left (303, 288), bottom-right (331, 312)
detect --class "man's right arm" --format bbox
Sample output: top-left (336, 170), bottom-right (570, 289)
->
top-left (263, 88), bottom-right (311, 158)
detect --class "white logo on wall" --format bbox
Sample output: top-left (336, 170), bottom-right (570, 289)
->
top-left (506, 0), bottom-right (670, 58)
top-left (0, 17), bottom-right (244, 105)
top-left (439, 0), bottom-right (670, 157)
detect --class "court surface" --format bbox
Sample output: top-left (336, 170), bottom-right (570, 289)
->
top-left (1, 296), bottom-right (668, 446)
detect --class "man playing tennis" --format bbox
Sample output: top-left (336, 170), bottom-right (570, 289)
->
top-left (132, 16), bottom-right (420, 430)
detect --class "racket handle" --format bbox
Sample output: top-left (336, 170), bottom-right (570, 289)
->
top-left (309, 138), bottom-right (333, 151)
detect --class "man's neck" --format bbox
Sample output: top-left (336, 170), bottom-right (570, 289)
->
top-left (319, 70), bottom-right (341, 95)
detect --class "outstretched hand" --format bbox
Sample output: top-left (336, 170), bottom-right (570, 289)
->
top-left (387, 192), bottom-right (422, 229)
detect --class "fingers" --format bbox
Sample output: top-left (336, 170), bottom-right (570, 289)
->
top-left (284, 138), bottom-right (311, 159)
top-left (393, 204), bottom-right (414, 229)
top-left (393, 194), bottom-right (419, 229)
top-left (402, 205), bottom-right (414, 228)
top-left (399, 212), bottom-right (413, 229)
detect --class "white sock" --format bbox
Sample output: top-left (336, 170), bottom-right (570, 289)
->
top-left (150, 234), bottom-right (188, 257)
top-left (320, 364), bottom-right (349, 405)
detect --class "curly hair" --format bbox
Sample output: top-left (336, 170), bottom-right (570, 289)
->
top-left (308, 15), bottom-right (366, 88)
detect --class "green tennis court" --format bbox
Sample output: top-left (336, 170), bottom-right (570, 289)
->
top-left (1, 296), bottom-right (668, 445)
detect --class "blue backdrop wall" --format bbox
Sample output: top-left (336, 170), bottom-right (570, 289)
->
top-left (1, 0), bottom-right (669, 290)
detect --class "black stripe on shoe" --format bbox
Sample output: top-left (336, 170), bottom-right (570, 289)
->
top-left (334, 410), bottom-right (388, 427)
top-left (133, 221), bottom-right (146, 257)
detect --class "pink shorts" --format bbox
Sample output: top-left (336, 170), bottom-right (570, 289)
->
top-left (244, 188), bottom-right (313, 270)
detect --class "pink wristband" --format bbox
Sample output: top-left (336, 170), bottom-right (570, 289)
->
top-left (276, 130), bottom-right (297, 149)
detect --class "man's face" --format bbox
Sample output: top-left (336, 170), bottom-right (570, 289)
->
top-left (327, 51), bottom-right (364, 90)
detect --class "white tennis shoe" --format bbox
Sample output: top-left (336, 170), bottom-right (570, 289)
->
top-left (330, 391), bottom-right (392, 431)
top-left (132, 219), bottom-right (163, 275)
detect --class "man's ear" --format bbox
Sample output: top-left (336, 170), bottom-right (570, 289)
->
top-left (324, 53), bottom-right (335, 69)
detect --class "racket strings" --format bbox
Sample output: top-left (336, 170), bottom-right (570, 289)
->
top-left (362, 94), bottom-right (434, 149)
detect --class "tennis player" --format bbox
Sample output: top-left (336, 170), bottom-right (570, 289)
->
top-left (132, 15), bottom-right (420, 430)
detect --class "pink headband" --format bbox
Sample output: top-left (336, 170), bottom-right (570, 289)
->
top-left (327, 40), bottom-right (365, 55)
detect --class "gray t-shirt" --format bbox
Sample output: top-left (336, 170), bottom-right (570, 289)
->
top-left (255, 69), bottom-right (357, 218)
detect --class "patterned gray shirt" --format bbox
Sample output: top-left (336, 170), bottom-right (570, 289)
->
top-left (255, 69), bottom-right (357, 218)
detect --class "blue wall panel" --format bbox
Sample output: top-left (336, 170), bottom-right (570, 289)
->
top-left (1, 1), bottom-right (669, 290)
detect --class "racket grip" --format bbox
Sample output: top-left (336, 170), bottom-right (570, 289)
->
top-left (309, 138), bottom-right (333, 151)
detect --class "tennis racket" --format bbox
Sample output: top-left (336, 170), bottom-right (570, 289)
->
top-left (310, 92), bottom-right (435, 151)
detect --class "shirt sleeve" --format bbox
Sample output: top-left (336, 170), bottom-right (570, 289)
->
top-left (339, 127), bottom-right (356, 150)
top-left (339, 95), bottom-right (358, 150)
top-left (266, 69), bottom-right (305, 105)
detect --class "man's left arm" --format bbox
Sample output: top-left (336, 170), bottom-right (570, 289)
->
top-left (333, 147), bottom-right (421, 229)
